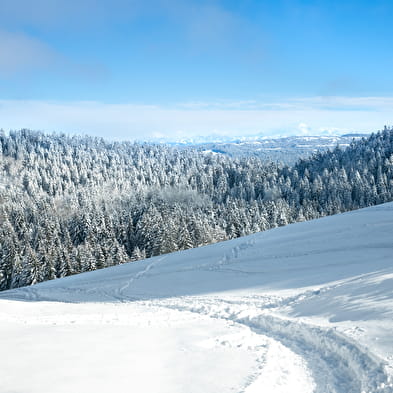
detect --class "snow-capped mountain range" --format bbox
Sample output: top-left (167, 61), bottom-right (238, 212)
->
top-left (152, 133), bottom-right (368, 146)
top-left (184, 134), bottom-right (369, 164)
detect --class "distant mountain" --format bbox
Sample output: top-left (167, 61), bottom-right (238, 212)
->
top-left (184, 135), bottom-right (369, 164)
top-left (341, 133), bottom-right (369, 137)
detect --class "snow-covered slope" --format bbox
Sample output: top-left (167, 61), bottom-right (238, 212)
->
top-left (1, 203), bottom-right (393, 393)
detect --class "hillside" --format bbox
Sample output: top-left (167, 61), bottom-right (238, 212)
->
top-left (1, 203), bottom-right (392, 393)
top-left (1, 128), bottom-right (393, 291)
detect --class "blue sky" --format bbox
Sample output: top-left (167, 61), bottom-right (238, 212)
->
top-left (0, 0), bottom-right (392, 140)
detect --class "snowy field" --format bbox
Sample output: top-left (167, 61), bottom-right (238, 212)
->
top-left (1, 203), bottom-right (393, 392)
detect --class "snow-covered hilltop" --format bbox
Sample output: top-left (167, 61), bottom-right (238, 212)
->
top-left (1, 202), bottom-right (392, 393)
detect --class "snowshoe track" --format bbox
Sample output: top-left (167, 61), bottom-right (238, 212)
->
top-left (154, 296), bottom-right (392, 393)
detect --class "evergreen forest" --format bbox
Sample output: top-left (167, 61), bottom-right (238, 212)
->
top-left (1, 128), bottom-right (393, 290)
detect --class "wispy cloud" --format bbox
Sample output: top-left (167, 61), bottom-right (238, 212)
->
top-left (0, 30), bottom-right (58, 76)
top-left (292, 96), bottom-right (393, 112)
top-left (0, 0), bottom-right (264, 82)
top-left (0, 30), bottom-right (108, 81)
top-left (177, 96), bottom-right (393, 112)
top-left (0, 97), bottom-right (391, 140)
top-left (177, 3), bottom-right (243, 52)
top-left (138, 0), bottom-right (268, 63)
top-left (0, 0), bottom-right (139, 30)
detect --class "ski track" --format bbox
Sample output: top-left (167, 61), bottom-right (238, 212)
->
top-left (3, 206), bottom-right (393, 392)
top-left (149, 296), bottom-right (393, 393)
top-left (8, 239), bottom-right (393, 393)
top-left (112, 255), bottom-right (168, 302)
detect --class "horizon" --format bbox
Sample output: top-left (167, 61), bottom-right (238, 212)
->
top-left (1, 1), bottom-right (392, 140)
top-left (0, 125), bottom-right (376, 145)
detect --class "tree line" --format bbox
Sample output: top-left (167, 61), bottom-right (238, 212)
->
top-left (1, 128), bottom-right (392, 290)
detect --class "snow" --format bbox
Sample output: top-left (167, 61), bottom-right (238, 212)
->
top-left (1, 203), bottom-right (393, 392)
top-left (201, 149), bottom-right (222, 155)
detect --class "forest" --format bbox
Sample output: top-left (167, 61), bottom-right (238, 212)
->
top-left (1, 128), bottom-right (392, 290)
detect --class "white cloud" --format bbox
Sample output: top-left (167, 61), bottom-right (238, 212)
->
top-left (0, 97), bottom-right (391, 141)
top-left (297, 123), bottom-right (312, 135)
top-left (291, 96), bottom-right (393, 111)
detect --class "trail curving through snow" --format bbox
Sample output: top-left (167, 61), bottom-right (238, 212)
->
top-left (152, 295), bottom-right (393, 393)
top-left (1, 203), bottom-right (393, 392)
